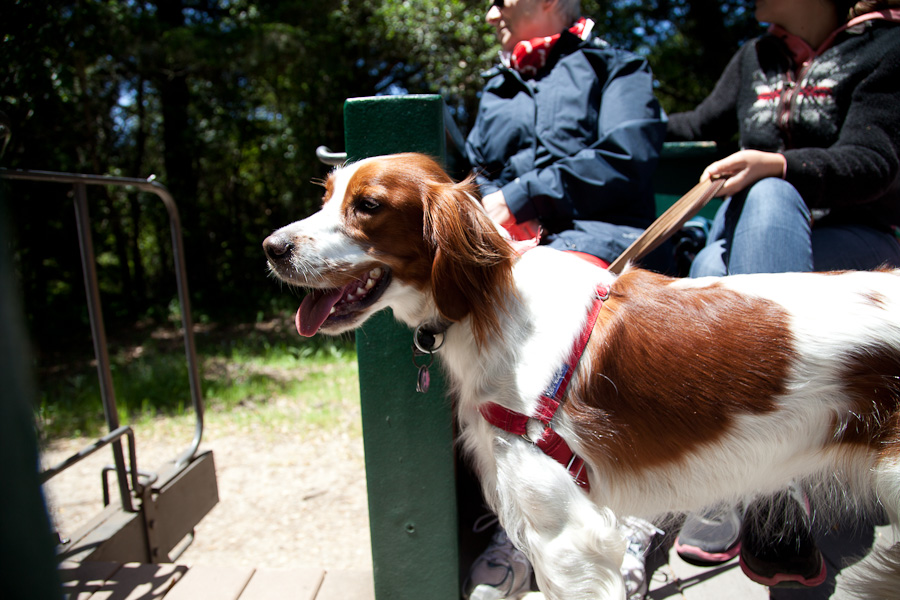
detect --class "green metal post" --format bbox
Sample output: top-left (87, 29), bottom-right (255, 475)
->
top-left (344, 95), bottom-right (460, 600)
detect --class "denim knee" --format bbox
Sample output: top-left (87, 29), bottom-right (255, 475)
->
top-left (690, 239), bottom-right (728, 277)
top-left (699, 178), bottom-right (813, 275)
top-left (738, 178), bottom-right (810, 228)
top-left (727, 178), bottom-right (813, 274)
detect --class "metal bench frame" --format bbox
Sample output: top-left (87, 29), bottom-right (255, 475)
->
top-left (0, 168), bottom-right (218, 564)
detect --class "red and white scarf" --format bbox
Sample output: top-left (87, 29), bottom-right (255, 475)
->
top-left (505, 17), bottom-right (594, 77)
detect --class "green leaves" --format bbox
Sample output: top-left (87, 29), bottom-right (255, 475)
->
top-left (2, 0), bottom-right (759, 349)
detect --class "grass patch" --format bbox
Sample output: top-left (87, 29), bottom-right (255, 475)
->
top-left (34, 316), bottom-right (360, 441)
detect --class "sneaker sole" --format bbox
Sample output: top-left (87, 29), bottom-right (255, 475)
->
top-left (675, 539), bottom-right (741, 567)
top-left (738, 554), bottom-right (827, 588)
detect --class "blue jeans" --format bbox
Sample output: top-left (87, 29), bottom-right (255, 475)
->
top-left (690, 178), bottom-right (900, 277)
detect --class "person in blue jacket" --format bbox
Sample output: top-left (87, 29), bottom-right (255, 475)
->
top-left (465, 0), bottom-right (668, 269)
top-left (462, 3), bottom-right (666, 599)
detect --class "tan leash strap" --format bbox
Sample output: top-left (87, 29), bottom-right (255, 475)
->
top-left (608, 177), bottom-right (726, 274)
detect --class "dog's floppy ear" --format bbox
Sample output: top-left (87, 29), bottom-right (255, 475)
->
top-left (423, 178), bottom-right (516, 347)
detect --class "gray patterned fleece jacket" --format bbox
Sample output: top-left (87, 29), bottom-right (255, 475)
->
top-left (668, 11), bottom-right (900, 232)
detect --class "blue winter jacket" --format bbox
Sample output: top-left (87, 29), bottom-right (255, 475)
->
top-left (465, 29), bottom-right (667, 236)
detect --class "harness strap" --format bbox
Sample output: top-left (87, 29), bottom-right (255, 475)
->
top-left (479, 282), bottom-right (609, 492)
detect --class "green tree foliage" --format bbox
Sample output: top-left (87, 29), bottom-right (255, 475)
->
top-left (0, 0), bottom-right (760, 349)
top-left (334, 0), bottom-right (497, 125)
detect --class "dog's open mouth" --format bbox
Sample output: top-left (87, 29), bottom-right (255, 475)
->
top-left (295, 266), bottom-right (391, 337)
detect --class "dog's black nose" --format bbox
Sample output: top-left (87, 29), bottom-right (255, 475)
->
top-left (263, 234), bottom-right (293, 263)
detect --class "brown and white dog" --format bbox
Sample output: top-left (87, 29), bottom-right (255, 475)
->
top-left (264, 153), bottom-right (900, 599)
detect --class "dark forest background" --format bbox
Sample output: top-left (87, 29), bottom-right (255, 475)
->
top-left (1, 0), bottom-right (761, 352)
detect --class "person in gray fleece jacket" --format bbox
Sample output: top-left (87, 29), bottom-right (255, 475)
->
top-left (668, 0), bottom-right (900, 593)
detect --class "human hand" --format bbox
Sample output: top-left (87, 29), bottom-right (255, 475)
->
top-left (701, 150), bottom-right (787, 197)
top-left (482, 190), bottom-right (516, 227)
top-left (481, 190), bottom-right (540, 241)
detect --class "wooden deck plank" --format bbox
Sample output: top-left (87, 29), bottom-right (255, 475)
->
top-left (316, 570), bottom-right (375, 600)
top-left (84, 562), bottom-right (187, 600)
top-left (237, 567), bottom-right (325, 600)
top-left (162, 564), bottom-right (255, 600)
top-left (58, 560), bottom-right (124, 600)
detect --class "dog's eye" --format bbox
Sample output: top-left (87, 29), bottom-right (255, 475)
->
top-left (357, 197), bottom-right (381, 213)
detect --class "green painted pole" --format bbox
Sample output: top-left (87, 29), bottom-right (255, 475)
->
top-left (344, 95), bottom-right (459, 600)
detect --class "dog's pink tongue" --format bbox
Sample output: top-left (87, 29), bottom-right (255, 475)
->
top-left (296, 288), bottom-right (345, 337)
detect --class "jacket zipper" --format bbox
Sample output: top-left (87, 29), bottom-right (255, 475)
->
top-left (778, 72), bottom-right (795, 149)
top-left (778, 58), bottom-right (816, 150)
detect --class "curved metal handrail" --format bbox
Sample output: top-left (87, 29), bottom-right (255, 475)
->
top-left (316, 145), bottom-right (347, 166)
top-left (0, 169), bottom-right (205, 503)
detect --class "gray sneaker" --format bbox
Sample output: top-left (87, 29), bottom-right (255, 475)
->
top-left (675, 504), bottom-right (743, 566)
top-left (464, 525), bottom-right (533, 600)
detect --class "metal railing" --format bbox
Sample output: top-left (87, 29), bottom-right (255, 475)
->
top-left (0, 169), bottom-right (205, 512)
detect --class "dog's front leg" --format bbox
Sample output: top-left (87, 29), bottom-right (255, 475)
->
top-left (489, 443), bottom-right (627, 600)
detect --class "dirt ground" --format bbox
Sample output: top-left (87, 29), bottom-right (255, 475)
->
top-left (41, 417), bottom-right (373, 571)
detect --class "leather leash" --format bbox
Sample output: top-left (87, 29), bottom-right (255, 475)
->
top-left (608, 177), bottom-right (726, 274)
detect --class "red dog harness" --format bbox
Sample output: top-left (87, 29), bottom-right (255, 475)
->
top-left (479, 282), bottom-right (609, 492)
